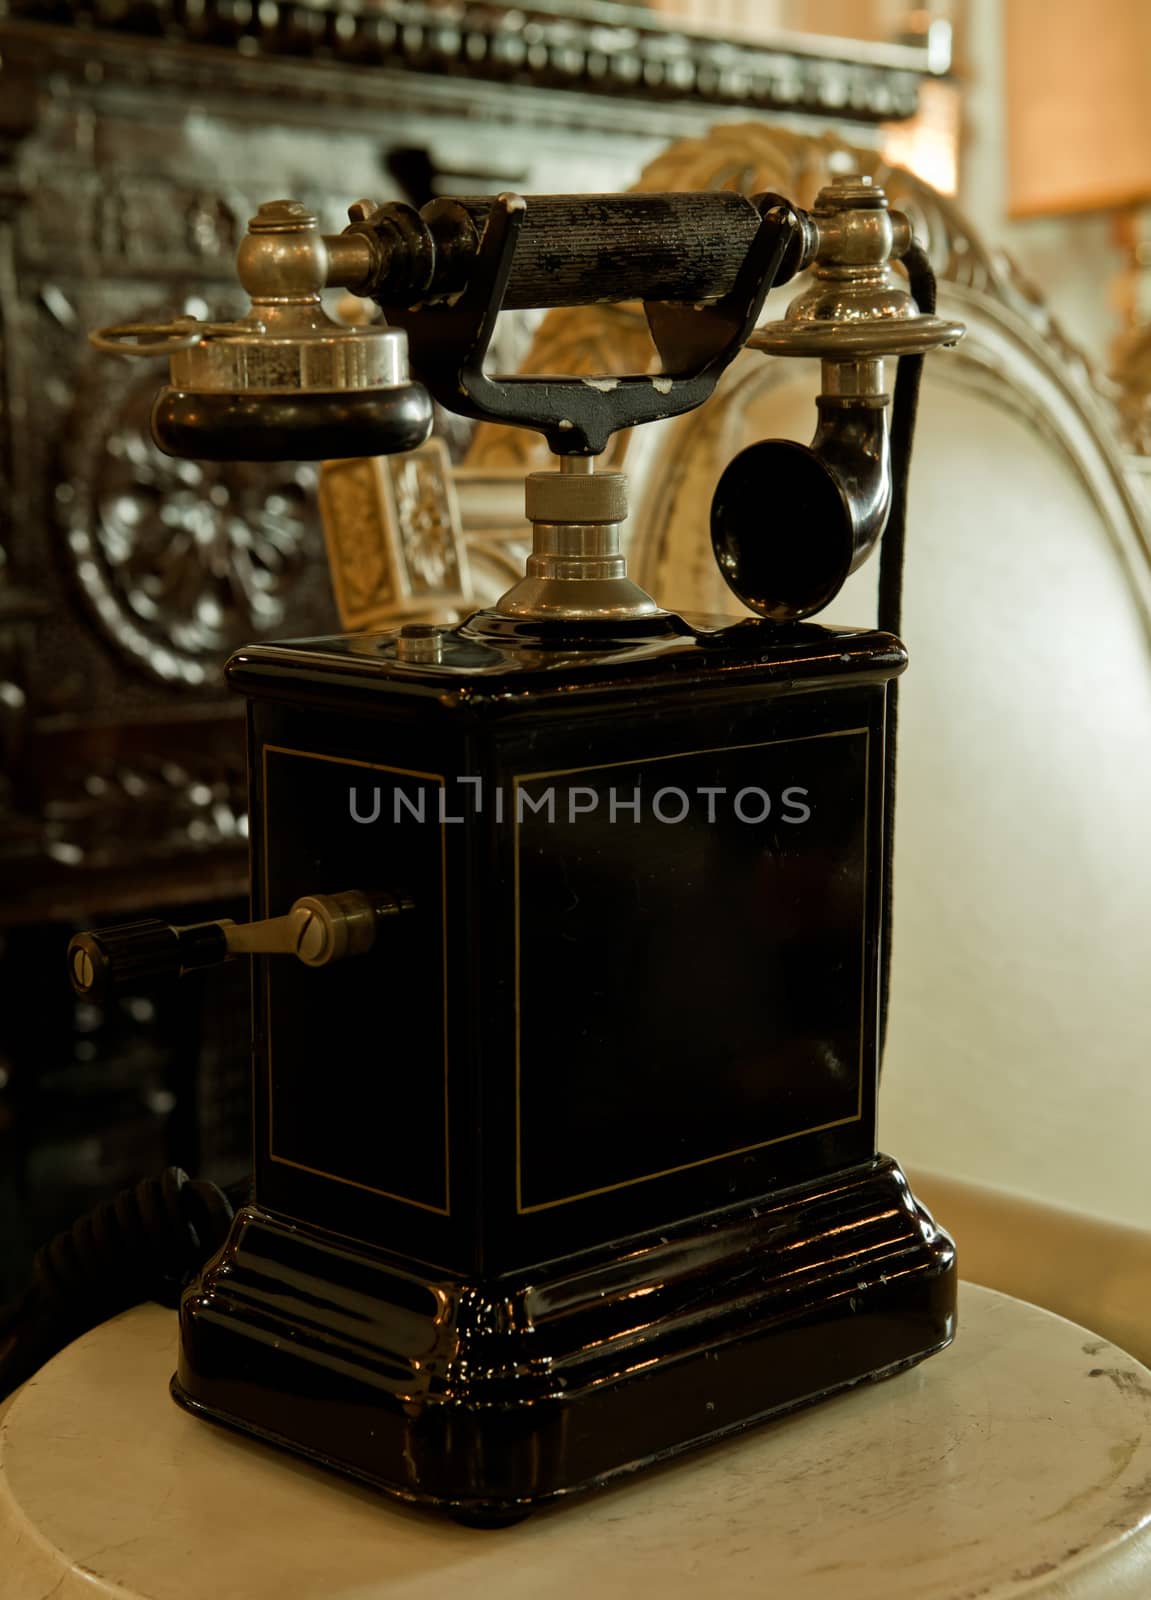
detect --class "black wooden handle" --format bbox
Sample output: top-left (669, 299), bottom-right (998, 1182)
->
top-left (68, 918), bottom-right (231, 997)
top-left (367, 191), bottom-right (766, 311)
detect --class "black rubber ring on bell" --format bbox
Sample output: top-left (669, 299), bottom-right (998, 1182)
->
top-left (151, 385), bottom-right (434, 462)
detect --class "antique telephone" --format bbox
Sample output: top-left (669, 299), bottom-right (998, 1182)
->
top-left (66, 177), bottom-right (964, 1524)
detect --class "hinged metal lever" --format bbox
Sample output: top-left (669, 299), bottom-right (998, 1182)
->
top-left (88, 317), bottom-right (259, 357)
top-left (67, 890), bottom-right (411, 999)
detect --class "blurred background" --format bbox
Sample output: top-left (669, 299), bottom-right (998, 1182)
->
top-left (0, 0), bottom-right (1147, 1298)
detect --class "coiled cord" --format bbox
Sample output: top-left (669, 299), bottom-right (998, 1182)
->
top-left (877, 240), bottom-right (937, 1064)
top-left (0, 1167), bottom-right (236, 1401)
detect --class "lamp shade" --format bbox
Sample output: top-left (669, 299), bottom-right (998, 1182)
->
top-left (1006, 0), bottom-right (1151, 216)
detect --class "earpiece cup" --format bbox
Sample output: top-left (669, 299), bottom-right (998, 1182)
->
top-left (710, 438), bottom-right (854, 621)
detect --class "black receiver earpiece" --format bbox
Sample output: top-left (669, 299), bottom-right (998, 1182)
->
top-left (711, 424), bottom-right (886, 622)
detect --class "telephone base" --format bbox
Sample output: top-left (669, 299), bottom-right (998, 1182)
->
top-left (172, 1155), bottom-right (954, 1518)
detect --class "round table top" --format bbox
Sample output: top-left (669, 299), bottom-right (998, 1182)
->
top-left (2, 1283), bottom-right (1150, 1599)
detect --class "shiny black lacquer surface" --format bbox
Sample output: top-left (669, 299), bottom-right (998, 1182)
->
top-left (176, 1157), bottom-right (954, 1515)
top-left (175, 613), bottom-right (956, 1518)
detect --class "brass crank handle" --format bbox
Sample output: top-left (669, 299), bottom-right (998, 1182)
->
top-left (225, 891), bottom-right (402, 965)
top-left (67, 890), bottom-right (411, 999)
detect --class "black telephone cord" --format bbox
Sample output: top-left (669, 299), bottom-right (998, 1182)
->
top-left (0, 1167), bottom-right (237, 1401)
top-left (877, 240), bottom-right (937, 1063)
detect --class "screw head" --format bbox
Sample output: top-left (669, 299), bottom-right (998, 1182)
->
top-left (71, 947), bottom-right (95, 993)
top-left (395, 623), bottom-right (444, 663)
top-left (295, 910), bottom-right (330, 965)
top-left (248, 199), bottom-right (319, 234)
top-left (347, 199), bottom-right (381, 223)
top-left (816, 174), bottom-right (887, 212)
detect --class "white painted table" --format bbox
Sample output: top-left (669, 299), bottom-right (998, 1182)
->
top-left (2, 1283), bottom-right (1150, 1598)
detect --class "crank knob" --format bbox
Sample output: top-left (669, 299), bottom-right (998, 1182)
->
top-left (68, 920), bottom-right (181, 998)
top-left (68, 919), bottom-right (229, 998)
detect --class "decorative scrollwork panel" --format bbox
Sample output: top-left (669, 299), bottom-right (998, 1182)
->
top-left (56, 353), bottom-right (321, 688)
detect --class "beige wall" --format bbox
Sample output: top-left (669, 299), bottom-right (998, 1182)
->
top-left (653, 0), bottom-right (1124, 368)
top-left (647, 1), bottom-right (912, 41)
top-left (958, 0), bottom-right (1122, 369)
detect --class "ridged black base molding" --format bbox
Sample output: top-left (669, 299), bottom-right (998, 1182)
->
top-left (173, 1155), bottom-right (955, 1518)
